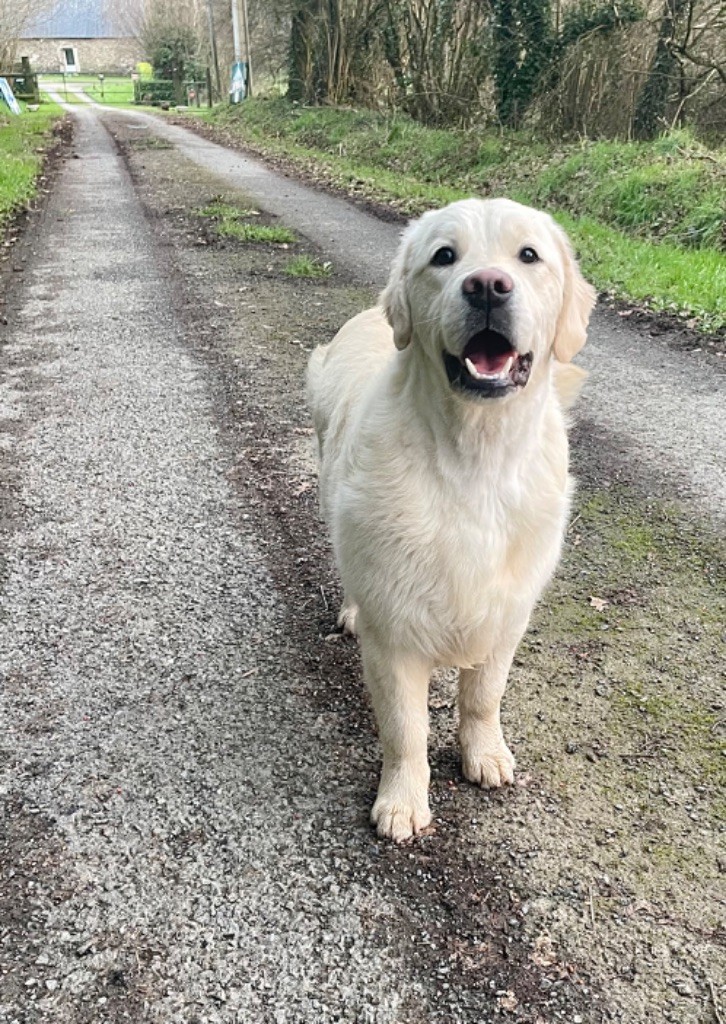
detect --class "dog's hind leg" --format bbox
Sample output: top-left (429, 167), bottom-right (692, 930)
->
top-left (362, 639), bottom-right (433, 842)
top-left (458, 640), bottom-right (520, 789)
top-left (336, 595), bottom-right (359, 636)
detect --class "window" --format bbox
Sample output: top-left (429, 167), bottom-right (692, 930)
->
top-left (62, 47), bottom-right (78, 72)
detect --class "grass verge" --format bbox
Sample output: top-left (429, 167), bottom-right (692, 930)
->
top-left (0, 103), bottom-right (65, 231)
top-left (181, 99), bottom-right (725, 333)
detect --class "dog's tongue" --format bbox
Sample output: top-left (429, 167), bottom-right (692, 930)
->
top-left (468, 349), bottom-right (512, 375)
top-left (463, 330), bottom-right (515, 376)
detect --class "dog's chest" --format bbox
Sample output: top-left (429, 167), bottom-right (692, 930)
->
top-left (439, 480), bottom-right (554, 591)
top-left (336, 419), bottom-right (569, 660)
top-left (421, 486), bottom-right (563, 660)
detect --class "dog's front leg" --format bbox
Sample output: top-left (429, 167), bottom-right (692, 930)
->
top-left (362, 639), bottom-right (433, 842)
top-left (458, 643), bottom-right (520, 789)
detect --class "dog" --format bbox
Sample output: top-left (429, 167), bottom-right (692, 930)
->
top-left (307, 198), bottom-right (595, 841)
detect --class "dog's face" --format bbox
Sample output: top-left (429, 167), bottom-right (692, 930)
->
top-left (382, 198), bottom-right (595, 401)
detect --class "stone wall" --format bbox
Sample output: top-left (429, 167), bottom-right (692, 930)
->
top-left (18, 38), bottom-right (143, 75)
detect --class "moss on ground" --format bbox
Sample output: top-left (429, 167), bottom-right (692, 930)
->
top-left (522, 484), bottom-right (725, 827)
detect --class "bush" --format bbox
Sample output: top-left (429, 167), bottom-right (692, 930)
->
top-left (142, 21), bottom-right (202, 82)
top-left (134, 79), bottom-right (175, 105)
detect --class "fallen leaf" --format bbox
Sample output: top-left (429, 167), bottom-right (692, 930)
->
top-left (589, 596), bottom-right (609, 611)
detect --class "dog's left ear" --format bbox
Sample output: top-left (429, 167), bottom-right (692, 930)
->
top-left (553, 228), bottom-right (596, 363)
top-left (380, 228), bottom-right (413, 350)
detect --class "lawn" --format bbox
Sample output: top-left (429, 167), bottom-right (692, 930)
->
top-left (39, 74), bottom-right (135, 106)
top-left (0, 102), bottom-right (65, 230)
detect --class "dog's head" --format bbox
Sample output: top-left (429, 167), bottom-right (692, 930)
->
top-left (381, 198), bottom-right (595, 401)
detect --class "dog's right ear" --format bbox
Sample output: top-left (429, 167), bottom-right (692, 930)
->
top-left (553, 225), bottom-right (596, 363)
top-left (380, 231), bottom-right (413, 350)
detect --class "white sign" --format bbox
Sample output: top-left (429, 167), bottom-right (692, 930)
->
top-left (0, 77), bottom-right (21, 115)
top-left (230, 61), bottom-right (247, 104)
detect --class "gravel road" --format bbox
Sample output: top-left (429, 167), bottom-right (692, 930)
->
top-left (1, 104), bottom-right (723, 1024)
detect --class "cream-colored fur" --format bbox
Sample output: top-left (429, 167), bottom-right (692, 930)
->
top-left (307, 198), bottom-right (595, 841)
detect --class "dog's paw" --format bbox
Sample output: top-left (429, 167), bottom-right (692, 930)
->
top-left (462, 741), bottom-right (516, 789)
top-left (371, 790), bottom-right (432, 843)
top-left (337, 603), bottom-right (358, 636)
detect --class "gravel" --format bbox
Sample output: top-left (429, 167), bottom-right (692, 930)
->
top-left (0, 107), bottom-right (424, 1024)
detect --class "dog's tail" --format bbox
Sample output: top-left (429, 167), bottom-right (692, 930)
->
top-left (553, 362), bottom-right (587, 411)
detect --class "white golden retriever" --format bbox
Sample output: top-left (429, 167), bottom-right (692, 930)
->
top-left (307, 198), bottom-right (595, 841)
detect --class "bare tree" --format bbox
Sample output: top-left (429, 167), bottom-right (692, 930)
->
top-left (246, 0), bottom-right (290, 88)
top-left (383, 0), bottom-right (492, 124)
top-left (105, 0), bottom-right (145, 37)
top-left (667, 0), bottom-right (725, 133)
top-left (0, 0), bottom-right (55, 69)
top-left (287, 0), bottom-right (386, 105)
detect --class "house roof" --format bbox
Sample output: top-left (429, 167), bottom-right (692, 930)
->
top-left (20, 0), bottom-right (137, 39)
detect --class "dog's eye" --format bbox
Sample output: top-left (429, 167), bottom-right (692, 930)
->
top-left (519, 246), bottom-right (540, 264)
top-left (431, 246), bottom-right (457, 267)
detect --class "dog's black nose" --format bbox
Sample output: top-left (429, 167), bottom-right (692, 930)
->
top-left (462, 268), bottom-right (514, 309)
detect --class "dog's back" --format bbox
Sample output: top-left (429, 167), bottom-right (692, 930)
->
top-left (306, 306), bottom-right (395, 460)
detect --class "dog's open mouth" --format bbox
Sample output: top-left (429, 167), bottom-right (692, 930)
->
top-left (443, 330), bottom-right (533, 398)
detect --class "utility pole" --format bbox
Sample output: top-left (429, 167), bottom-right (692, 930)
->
top-left (231, 0), bottom-right (242, 62)
top-left (230, 0), bottom-right (251, 101)
top-left (240, 0), bottom-right (253, 98)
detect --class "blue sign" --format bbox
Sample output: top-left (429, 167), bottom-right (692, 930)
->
top-left (230, 61), bottom-right (247, 104)
top-left (0, 77), bottom-right (21, 115)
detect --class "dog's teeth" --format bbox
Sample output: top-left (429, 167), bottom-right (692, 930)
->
top-left (465, 357), bottom-right (496, 381)
top-left (464, 355), bottom-right (514, 381)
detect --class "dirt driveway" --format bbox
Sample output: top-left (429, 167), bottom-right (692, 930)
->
top-left (0, 105), bottom-right (723, 1024)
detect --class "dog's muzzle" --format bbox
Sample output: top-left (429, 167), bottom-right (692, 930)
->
top-left (443, 270), bottom-right (533, 399)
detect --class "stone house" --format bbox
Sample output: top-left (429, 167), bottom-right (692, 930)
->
top-left (18, 0), bottom-right (143, 75)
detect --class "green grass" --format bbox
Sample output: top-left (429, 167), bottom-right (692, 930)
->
top-left (529, 136), bottom-right (724, 251)
top-left (0, 103), bottom-right (65, 230)
top-left (198, 200), bottom-right (260, 220)
top-left (557, 212), bottom-right (726, 333)
top-left (217, 221), bottom-right (295, 243)
top-left (195, 194), bottom-right (294, 244)
top-left (183, 99), bottom-right (725, 332)
top-left (285, 255), bottom-right (332, 278)
top-left (39, 74), bottom-right (135, 106)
